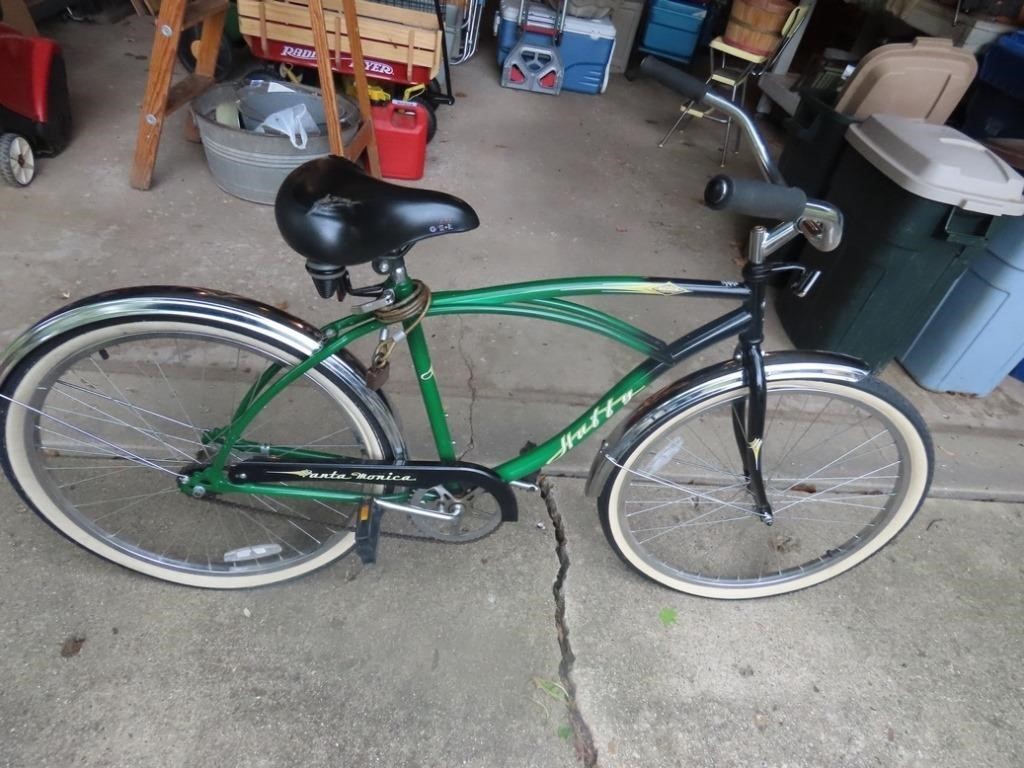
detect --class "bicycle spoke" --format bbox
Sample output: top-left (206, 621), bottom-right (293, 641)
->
top-left (774, 430), bottom-right (892, 496)
top-left (90, 488), bottom-right (180, 523)
top-left (53, 383), bottom-right (198, 463)
top-left (771, 462), bottom-right (900, 515)
top-left (44, 402), bottom-right (205, 450)
top-left (625, 480), bottom-right (749, 517)
top-left (54, 379), bottom-right (208, 432)
top-left (9, 399), bottom-right (182, 476)
top-left (152, 359), bottom-right (202, 443)
top-left (611, 456), bottom-right (758, 516)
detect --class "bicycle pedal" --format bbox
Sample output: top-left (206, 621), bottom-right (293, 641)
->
top-left (354, 500), bottom-right (383, 564)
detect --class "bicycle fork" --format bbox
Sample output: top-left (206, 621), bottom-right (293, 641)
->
top-left (733, 339), bottom-right (773, 524)
top-left (733, 225), bottom-right (798, 525)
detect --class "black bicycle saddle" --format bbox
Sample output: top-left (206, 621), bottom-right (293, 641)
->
top-left (275, 156), bottom-right (480, 267)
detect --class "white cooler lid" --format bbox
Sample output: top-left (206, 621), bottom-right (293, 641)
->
top-left (499, 0), bottom-right (615, 38)
top-left (846, 114), bottom-right (1024, 216)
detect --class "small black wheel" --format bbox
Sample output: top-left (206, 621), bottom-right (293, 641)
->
top-left (410, 96), bottom-right (438, 143)
top-left (176, 27), bottom-right (234, 82)
top-left (0, 133), bottom-right (35, 187)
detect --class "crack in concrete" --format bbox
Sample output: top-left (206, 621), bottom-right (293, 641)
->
top-left (456, 316), bottom-right (477, 460)
top-left (540, 476), bottom-right (599, 767)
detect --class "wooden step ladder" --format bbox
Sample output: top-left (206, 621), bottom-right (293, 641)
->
top-left (130, 0), bottom-right (379, 190)
top-left (130, 0), bottom-right (228, 189)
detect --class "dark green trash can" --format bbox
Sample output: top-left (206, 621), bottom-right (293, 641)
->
top-left (777, 114), bottom-right (1024, 371)
top-left (778, 89), bottom-right (858, 200)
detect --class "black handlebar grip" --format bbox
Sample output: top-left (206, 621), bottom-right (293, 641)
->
top-left (705, 175), bottom-right (808, 221)
top-left (640, 56), bottom-right (709, 104)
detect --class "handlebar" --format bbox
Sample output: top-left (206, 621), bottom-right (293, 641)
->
top-left (639, 56), bottom-right (709, 103)
top-left (641, 55), bottom-right (843, 253)
top-left (705, 176), bottom-right (807, 221)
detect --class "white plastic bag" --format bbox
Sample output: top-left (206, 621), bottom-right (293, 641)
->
top-left (254, 104), bottom-right (319, 149)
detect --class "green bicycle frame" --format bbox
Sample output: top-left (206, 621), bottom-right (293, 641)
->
top-left (191, 274), bottom-right (753, 503)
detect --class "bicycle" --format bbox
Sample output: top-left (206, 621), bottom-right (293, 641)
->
top-left (0, 59), bottom-right (933, 599)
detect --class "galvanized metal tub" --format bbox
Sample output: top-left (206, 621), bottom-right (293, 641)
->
top-left (193, 81), bottom-right (360, 205)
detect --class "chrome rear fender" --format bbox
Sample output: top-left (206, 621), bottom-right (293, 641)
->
top-left (0, 286), bottom-right (407, 461)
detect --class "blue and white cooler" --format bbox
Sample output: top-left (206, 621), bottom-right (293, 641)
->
top-left (495, 0), bottom-right (617, 94)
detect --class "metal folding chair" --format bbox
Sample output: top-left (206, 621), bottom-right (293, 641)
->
top-left (657, 6), bottom-right (807, 165)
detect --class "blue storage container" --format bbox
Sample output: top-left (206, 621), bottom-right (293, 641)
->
top-left (495, 0), bottom-right (617, 94)
top-left (965, 31), bottom-right (1024, 141)
top-left (638, 0), bottom-right (706, 65)
top-left (1012, 358), bottom-right (1024, 383)
top-left (980, 30), bottom-right (1024, 100)
top-left (901, 215), bottom-right (1024, 396)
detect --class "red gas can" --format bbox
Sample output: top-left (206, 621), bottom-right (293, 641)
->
top-left (371, 101), bottom-right (428, 181)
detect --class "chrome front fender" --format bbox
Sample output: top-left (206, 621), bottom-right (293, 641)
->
top-left (584, 351), bottom-right (871, 498)
top-left (0, 286), bottom-right (407, 461)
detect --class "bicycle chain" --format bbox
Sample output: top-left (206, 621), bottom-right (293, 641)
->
top-left (376, 524), bottom-right (503, 545)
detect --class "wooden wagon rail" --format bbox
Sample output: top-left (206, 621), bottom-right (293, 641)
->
top-left (237, 0), bottom-right (444, 82)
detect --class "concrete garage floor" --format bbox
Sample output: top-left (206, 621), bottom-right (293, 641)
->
top-left (1, 15), bottom-right (1022, 768)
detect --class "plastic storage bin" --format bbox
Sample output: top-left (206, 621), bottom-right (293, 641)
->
top-left (776, 114), bottom-right (1024, 371)
top-left (779, 38), bottom-right (976, 200)
top-left (496, 0), bottom-right (616, 94)
top-left (965, 31), bottom-right (1024, 141)
top-left (1012, 358), bottom-right (1024, 383)
top-left (900, 215), bottom-right (1024, 396)
top-left (979, 29), bottom-right (1024, 100)
top-left (638, 0), bottom-right (706, 65)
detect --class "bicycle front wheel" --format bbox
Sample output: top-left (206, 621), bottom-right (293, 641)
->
top-left (1, 318), bottom-right (393, 588)
top-left (599, 374), bottom-right (932, 599)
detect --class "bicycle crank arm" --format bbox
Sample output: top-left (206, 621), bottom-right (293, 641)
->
top-left (372, 497), bottom-right (459, 520)
top-left (225, 459), bottom-right (519, 522)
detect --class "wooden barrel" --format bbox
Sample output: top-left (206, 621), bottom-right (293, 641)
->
top-left (723, 0), bottom-right (795, 57)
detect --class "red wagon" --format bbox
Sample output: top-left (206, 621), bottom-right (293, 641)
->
top-left (237, 0), bottom-right (444, 87)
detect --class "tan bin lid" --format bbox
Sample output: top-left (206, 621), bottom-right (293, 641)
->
top-left (846, 114), bottom-right (1024, 216)
top-left (835, 37), bottom-right (977, 123)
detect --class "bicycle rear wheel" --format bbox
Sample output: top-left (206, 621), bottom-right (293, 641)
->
top-left (1, 318), bottom-right (393, 588)
top-left (599, 373), bottom-right (932, 599)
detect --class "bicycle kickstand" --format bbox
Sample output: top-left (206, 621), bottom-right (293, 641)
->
top-left (354, 499), bottom-right (385, 564)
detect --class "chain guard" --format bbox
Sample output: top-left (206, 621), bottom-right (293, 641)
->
top-left (226, 458), bottom-right (518, 522)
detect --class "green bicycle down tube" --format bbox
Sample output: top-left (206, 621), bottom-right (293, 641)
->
top-left (494, 359), bottom-right (664, 482)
